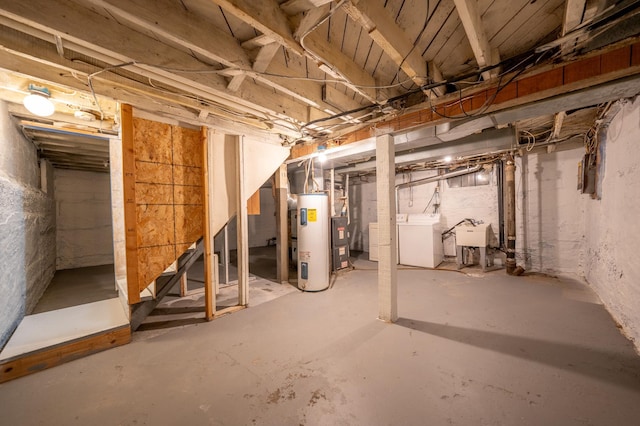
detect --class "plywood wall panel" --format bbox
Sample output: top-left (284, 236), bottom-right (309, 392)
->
top-left (135, 183), bottom-right (174, 205)
top-left (173, 127), bottom-right (203, 167)
top-left (133, 118), bottom-right (172, 164)
top-left (136, 204), bottom-right (175, 247)
top-left (174, 205), bottom-right (203, 244)
top-left (173, 165), bottom-right (202, 186)
top-left (123, 109), bottom-right (204, 298)
top-left (174, 185), bottom-right (203, 205)
top-left (137, 245), bottom-right (176, 289)
top-left (135, 162), bottom-right (173, 184)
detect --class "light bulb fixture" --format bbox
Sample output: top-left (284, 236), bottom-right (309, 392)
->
top-left (443, 155), bottom-right (453, 163)
top-left (316, 144), bottom-right (327, 163)
top-left (23, 84), bottom-right (55, 117)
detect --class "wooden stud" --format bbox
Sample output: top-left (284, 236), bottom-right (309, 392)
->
top-left (236, 136), bottom-right (250, 307)
top-left (121, 104), bottom-right (141, 305)
top-left (275, 164), bottom-right (289, 284)
top-left (179, 272), bottom-right (188, 298)
top-left (202, 127), bottom-right (214, 321)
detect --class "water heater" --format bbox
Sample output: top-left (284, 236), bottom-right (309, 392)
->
top-left (297, 193), bottom-right (330, 291)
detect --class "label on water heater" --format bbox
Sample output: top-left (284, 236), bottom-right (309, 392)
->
top-left (299, 251), bottom-right (310, 261)
top-left (307, 208), bottom-right (317, 222)
top-left (300, 208), bottom-right (307, 226)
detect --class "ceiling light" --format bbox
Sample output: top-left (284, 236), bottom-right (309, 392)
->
top-left (443, 155), bottom-right (452, 163)
top-left (317, 153), bottom-right (327, 163)
top-left (23, 84), bottom-right (54, 117)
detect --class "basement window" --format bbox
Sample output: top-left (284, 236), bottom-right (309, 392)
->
top-left (447, 169), bottom-right (491, 188)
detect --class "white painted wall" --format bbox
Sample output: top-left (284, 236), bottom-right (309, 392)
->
top-left (214, 186), bottom-right (278, 252)
top-left (54, 169), bottom-right (114, 269)
top-left (347, 169), bottom-right (499, 256)
top-left (0, 101), bottom-right (55, 348)
top-left (583, 98), bottom-right (640, 348)
top-left (515, 148), bottom-right (587, 275)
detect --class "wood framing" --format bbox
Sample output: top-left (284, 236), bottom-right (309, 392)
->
top-left (121, 104), bottom-right (140, 304)
top-left (344, 0), bottom-right (428, 89)
top-left (121, 108), bottom-right (205, 303)
top-left (236, 136), bottom-right (250, 306)
top-left (275, 164), bottom-right (289, 284)
top-left (0, 326), bottom-right (130, 383)
top-left (291, 41), bottom-right (640, 159)
top-left (202, 127), bottom-right (214, 321)
top-left (452, 0), bottom-right (500, 80)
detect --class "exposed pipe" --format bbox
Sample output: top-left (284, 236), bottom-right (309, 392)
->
top-left (505, 155), bottom-right (518, 275)
top-left (497, 161), bottom-right (505, 248)
top-left (395, 164), bottom-right (483, 214)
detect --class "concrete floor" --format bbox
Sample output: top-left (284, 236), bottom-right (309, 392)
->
top-left (32, 264), bottom-right (118, 314)
top-left (2, 256), bottom-right (640, 425)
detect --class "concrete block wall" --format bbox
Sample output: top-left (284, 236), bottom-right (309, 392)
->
top-left (583, 97), bottom-right (640, 348)
top-left (0, 101), bottom-right (55, 349)
top-left (54, 169), bottom-right (114, 269)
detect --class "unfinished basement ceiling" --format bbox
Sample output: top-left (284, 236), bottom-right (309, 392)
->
top-left (0, 0), bottom-right (638, 145)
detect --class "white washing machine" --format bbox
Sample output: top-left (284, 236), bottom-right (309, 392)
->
top-left (397, 214), bottom-right (443, 268)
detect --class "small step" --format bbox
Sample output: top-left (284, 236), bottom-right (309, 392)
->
top-left (0, 299), bottom-right (130, 383)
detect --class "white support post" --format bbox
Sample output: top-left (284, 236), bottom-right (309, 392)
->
top-left (376, 134), bottom-right (397, 322)
top-left (236, 135), bottom-right (250, 306)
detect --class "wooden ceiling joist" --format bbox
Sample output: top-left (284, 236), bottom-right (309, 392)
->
top-left (0, 0), bottom-right (311, 125)
top-left (209, 0), bottom-right (304, 55)
top-left (343, 0), bottom-right (428, 91)
top-left (452, 0), bottom-right (500, 80)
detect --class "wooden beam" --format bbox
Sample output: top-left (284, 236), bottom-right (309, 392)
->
top-left (0, 325), bottom-right (130, 383)
top-left (303, 30), bottom-right (377, 102)
top-left (275, 164), bottom-right (289, 284)
top-left (83, 0), bottom-right (252, 70)
top-left (0, 30), bottom-right (278, 131)
top-left (375, 134), bottom-right (397, 322)
top-left (0, 0), bottom-right (310, 123)
top-left (452, 0), bottom-right (500, 80)
top-left (120, 104), bottom-right (141, 305)
top-left (428, 62), bottom-right (447, 97)
top-left (80, 0), bottom-right (327, 115)
top-left (563, 0), bottom-right (587, 35)
top-left (281, 0), bottom-right (333, 15)
top-left (344, 0), bottom-right (427, 90)
top-left (291, 40), bottom-right (640, 158)
top-left (209, 0), bottom-right (304, 55)
top-left (235, 135), bottom-right (249, 306)
top-left (202, 127), bottom-right (214, 321)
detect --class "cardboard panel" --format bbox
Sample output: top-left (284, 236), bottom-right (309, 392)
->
top-left (135, 161), bottom-right (173, 184)
top-left (174, 185), bottom-right (203, 205)
top-left (133, 118), bottom-right (172, 164)
top-left (174, 204), bottom-right (203, 244)
top-left (173, 165), bottom-right (202, 186)
top-left (137, 245), bottom-right (176, 291)
top-left (136, 204), bottom-right (175, 247)
top-left (136, 183), bottom-right (173, 205)
top-left (172, 126), bottom-right (203, 167)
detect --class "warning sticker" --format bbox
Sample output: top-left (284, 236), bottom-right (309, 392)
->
top-left (338, 229), bottom-right (345, 239)
top-left (338, 246), bottom-right (346, 255)
top-left (299, 251), bottom-right (311, 261)
top-left (308, 209), bottom-right (317, 222)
